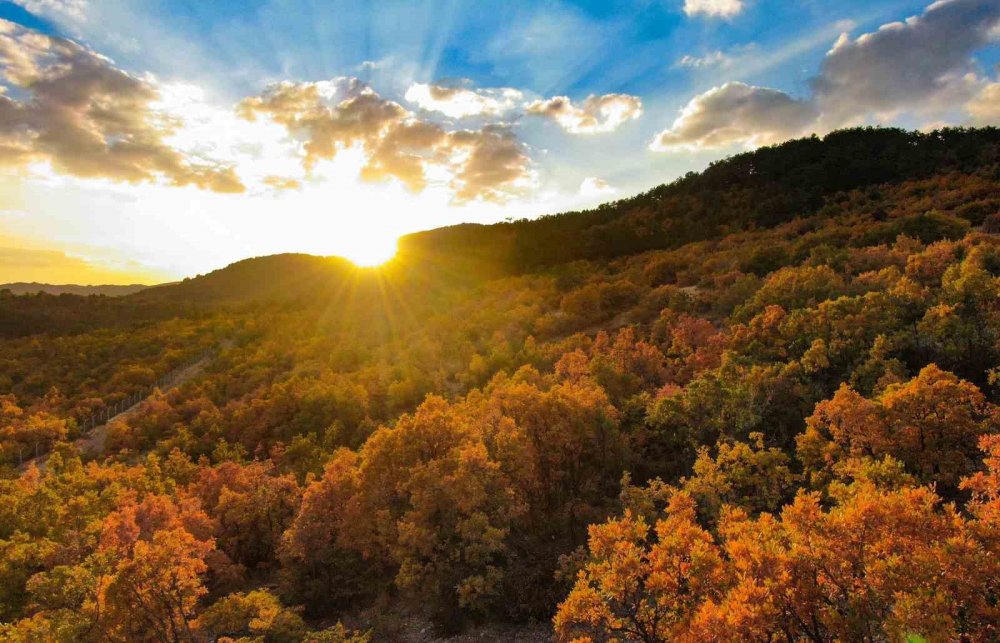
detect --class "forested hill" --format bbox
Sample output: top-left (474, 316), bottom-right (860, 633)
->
top-left (138, 126), bottom-right (1000, 304)
top-left (4, 126), bottom-right (998, 323)
top-left (130, 254), bottom-right (357, 304)
top-left (398, 126), bottom-right (1000, 272)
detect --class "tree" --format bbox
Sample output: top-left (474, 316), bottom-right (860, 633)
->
top-left (191, 461), bottom-right (301, 570)
top-left (0, 395), bottom-right (68, 464)
top-left (561, 284), bottom-right (604, 325)
top-left (196, 589), bottom-right (307, 642)
top-left (554, 493), bottom-right (725, 642)
top-left (681, 432), bottom-right (797, 524)
top-left (477, 375), bottom-right (624, 615)
top-left (703, 482), bottom-right (999, 641)
top-left (558, 478), bottom-right (1000, 642)
top-left (95, 495), bottom-right (217, 642)
top-left (800, 365), bottom-right (995, 489)
top-left (278, 449), bottom-right (376, 615)
top-left (879, 364), bottom-right (994, 487)
top-left (740, 264), bottom-right (847, 319)
top-left (99, 528), bottom-right (212, 643)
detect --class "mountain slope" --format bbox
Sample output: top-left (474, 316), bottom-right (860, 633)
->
top-left (400, 127), bottom-right (1000, 271)
top-left (131, 127), bottom-right (1000, 305)
top-left (131, 253), bottom-right (359, 304)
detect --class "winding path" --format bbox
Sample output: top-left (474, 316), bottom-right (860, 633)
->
top-left (76, 353), bottom-right (214, 458)
top-left (22, 341), bottom-right (230, 472)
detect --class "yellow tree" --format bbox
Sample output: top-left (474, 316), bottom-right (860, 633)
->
top-left (879, 364), bottom-right (994, 487)
top-left (99, 528), bottom-right (212, 642)
top-left (554, 493), bottom-right (725, 642)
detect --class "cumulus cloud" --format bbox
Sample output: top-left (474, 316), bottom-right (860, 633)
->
top-left (13, 0), bottom-right (87, 21)
top-left (239, 78), bottom-right (532, 203)
top-left (683, 0), bottom-right (745, 19)
top-left (449, 125), bottom-right (534, 203)
top-left (650, 82), bottom-right (816, 151)
top-left (812, 0), bottom-right (1000, 125)
top-left (238, 79), bottom-right (407, 171)
top-left (404, 83), bottom-right (523, 118)
top-left (357, 59), bottom-right (390, 72)
top-left (579, 177), bottom-right (617, 198)
top-left (652, 0), bottom-right (1000, 152)
top-left (0, 20), bottom-right (244, 192)
top-left (526, 93), bottom-right (643, 134)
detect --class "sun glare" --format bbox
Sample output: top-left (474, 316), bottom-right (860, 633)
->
top-left (341, 237), bottom-right (399, 267)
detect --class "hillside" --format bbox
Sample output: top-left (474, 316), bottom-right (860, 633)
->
top-left (1, 126), bottom-right (999, 641)
top-left (133, 127), bottom-right (1000, 304)
top-left (399, 127), bottom-right (1000, 273)
top-left (130, 253), bottom-right (358, 304)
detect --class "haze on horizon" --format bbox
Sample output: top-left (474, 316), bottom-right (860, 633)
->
top-left (0, 0), bottom-right (997, 284)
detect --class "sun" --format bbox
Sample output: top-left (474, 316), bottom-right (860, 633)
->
top-left (340, 236), bottom-right (399, 267)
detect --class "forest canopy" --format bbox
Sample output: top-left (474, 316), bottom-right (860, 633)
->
top-left (1, 127), bottom-right (999, 642)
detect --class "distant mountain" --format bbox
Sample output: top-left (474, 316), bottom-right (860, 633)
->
top-left (0, 282), bottom-right (152, 296)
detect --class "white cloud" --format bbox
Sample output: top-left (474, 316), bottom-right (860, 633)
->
top-left (404, 83), bottom-right (523, 118)
top-left (0, 19), bottom-right (244, 192)
top-left (683, 0), bottom-right (745, 19)
top-left (649, 82), bottom-right (816, 151)
top-left (812, 0), bottom-right (1000, 125)
top-left (358, 58), bottom-right (391, 72)
top-left (13, 0), bottom-right (87, 21)
top-left (579, 177), bottom-right (617, 198)
top-left (239, 78), bottom-right (535, 203)
top-left (0, 19), bottom-right (542, 205)
top-left (526, 93), bottom-right (643, 134)
top-left (652, 0), bottom-right (1000, 152)
top-left (151, 82), bottom-right (302, 192)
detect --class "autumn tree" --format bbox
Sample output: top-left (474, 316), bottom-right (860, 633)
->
top-left (554, 493), bottom-right (725, 642)
top-left (94, 494), bottom-right (218, 642)
top-left (799, 364), bottom-right (995, 489)
top-left (0, 395), bottom-right (68, 464)
top-left (681, 432), bottom-right (797, 524)
top-left (278, 449), bottom-right (376, 615)
top-left (700, 482), bottom-right (1000, 641)
top-left (196, 589), bottom-right (307, 641)
top-left (99, 528), bottom-right (212, 642)
top-left (558, 476), bottom-right (1000, 642)
top-left (191, 461), bottom-right (301, 571)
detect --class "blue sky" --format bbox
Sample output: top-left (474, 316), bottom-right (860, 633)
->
top-left (1, 1), bottom-right (931, 92)
top-left (0, 0), bottom-right (997, 280)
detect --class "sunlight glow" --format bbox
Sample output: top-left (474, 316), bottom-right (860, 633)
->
top-left (341, 236), bottom-right (399, 267)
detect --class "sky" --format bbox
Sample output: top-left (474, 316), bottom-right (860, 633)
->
top-left (0, 0), bottom-right (997, 283)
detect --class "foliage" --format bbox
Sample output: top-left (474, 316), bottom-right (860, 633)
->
top-left (2, 127), bottom-right (1000, 637)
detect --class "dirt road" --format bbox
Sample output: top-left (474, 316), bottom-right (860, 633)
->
top-left (21, 347), bottom-right (222, 472)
